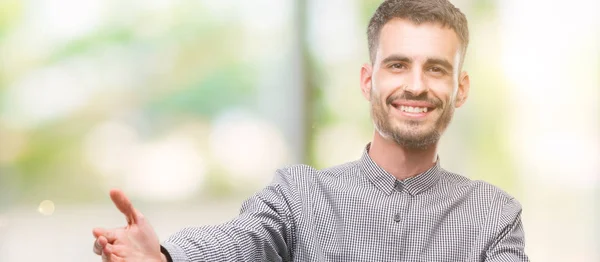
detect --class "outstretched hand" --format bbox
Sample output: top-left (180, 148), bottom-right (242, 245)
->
top-left (92, 189), bottom-right (167, 262)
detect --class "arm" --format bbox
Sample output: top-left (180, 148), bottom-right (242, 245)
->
top-left (161, 168), bottom-right (300, 262)
top-left (484, 198), bottom-right (529, 262)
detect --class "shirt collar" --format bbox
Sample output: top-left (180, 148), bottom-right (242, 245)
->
top-left (358, 143), bottom-right (442, 196)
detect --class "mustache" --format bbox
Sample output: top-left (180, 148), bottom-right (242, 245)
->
top-left (386, 92), bottom-right (442, 107)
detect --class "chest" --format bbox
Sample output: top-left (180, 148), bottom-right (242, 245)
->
top-left (298, 186), bottom-right (487, 261)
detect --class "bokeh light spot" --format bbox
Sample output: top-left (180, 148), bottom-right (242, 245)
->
top-left (37, 200), bottom-right (55, 216)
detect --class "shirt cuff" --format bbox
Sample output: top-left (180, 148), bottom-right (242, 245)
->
top-left (160, 242), bottom-right (189, 262)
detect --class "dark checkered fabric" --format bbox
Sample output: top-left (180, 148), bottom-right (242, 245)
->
top-left (161, 145), bottom-right (528, 261)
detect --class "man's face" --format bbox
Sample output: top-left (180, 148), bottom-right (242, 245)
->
top-left (361, 19), bottom-right (470, 149)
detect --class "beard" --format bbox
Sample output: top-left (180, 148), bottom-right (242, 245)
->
top-left (370, 90), bottom-right (455, 150)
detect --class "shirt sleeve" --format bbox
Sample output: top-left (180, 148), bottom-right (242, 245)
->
top-left (484, 198), bottom-right (529, 262)
top-left (160, 245), bottom-right (174, 262)
top-left (160, 168), bottom-right (300, 262)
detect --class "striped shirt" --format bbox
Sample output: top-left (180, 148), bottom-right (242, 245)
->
top-left (161, 144), bottom-right (528, 261)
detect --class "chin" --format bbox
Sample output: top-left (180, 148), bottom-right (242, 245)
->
top-left (396, 130), bottom-right (440, 148)
top-left (394, 122), bottom-right (434, 135)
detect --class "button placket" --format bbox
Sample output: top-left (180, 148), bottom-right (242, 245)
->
top-left (393, 181), bottom-right (406, 223)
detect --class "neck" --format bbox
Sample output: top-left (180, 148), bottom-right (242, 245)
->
top-left (368, 131), bottom-right (438, 180)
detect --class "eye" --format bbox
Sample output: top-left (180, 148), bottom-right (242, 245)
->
top-left (428, 66), bottom-right (446, 75)
top-left (389, 63), bottom-right (406, 70)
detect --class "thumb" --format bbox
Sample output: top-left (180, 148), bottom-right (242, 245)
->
top-left (109, 189), bottom-right (140, 225)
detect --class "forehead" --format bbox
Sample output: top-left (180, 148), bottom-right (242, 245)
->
top-left (376, 19), bottom-right (461, 64)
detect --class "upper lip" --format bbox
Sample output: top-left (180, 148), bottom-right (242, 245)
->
top-left (391, 101), bottom-right (435, 108)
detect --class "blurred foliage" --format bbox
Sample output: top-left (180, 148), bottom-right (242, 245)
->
top-left (147, 64), bottom-right (255, 118)
top-left (46, 28), bottom-right (135, 64)
top-left (0, 0), bottom-right (524, 204)
top-left (471, 0), bottom-right (497, 19)
top-left (0, 1), bottom-right (262, 204)
top-left (0, 0), bottom-right (21, 39)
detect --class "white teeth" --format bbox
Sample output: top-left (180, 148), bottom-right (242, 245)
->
top-left (399, 105), bottom-right (428, 113)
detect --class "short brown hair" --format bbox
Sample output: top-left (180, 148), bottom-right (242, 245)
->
top-left (367, 0), bottom-right (469, 65)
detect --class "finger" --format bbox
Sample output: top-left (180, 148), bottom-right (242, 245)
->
top-left (109, 189), bottom-right (138, 225)
top-left (101, 244), bottom-right (112, 262)
top-left (103, 244), bottom-right (125, 262)
top-left (103, 243), bottom-right (114, 257)
top-left (133, 208), bottom-right (146, 224)
top-left (92, 227), bottom-right (104, 238)
top-left (108, 244), bottom-right (127, 257)
top-left (93, 228), bottom-right (117, 243)
top-left (93, 236), bottom-right (107, 255)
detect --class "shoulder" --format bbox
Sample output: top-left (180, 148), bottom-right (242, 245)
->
top-left (440, 169), bottom-right (521, 208)
top-left (436, 170), bottom-right (524, 229)
top-left (272, 161), bottom-right (360, 186)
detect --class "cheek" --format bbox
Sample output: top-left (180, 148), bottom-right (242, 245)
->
top-left (373, 72), bottom-right (402, 99)
top-left (378, 72), bottom-right (403, 87)
top-left (370, 89), bottom-right (385, 106)
top-left (428, 82), bottom-right (457, 105)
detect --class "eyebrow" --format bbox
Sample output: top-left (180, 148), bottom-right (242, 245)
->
top-left (425, 57), bottom-right (454, 71)
top-left (381, 54), bottom-right (454, 71)
top-left (381, 55), bottom-right (412, 65)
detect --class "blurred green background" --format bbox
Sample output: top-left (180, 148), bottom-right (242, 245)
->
top-left (0, 0), bottom-right (598, 261)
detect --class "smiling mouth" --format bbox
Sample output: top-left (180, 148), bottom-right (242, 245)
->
top-left (392, 105), bottom-right (436, 114)
top-left (397, 105), bottom-right (428, 113)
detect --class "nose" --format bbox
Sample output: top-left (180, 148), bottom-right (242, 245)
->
top-left (404, 70), bottom-right (427, 96)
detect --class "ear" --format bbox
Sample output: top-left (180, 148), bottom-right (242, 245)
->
top-left (455, 71), bottom-right (470, 108)
top-left (360, 63), bottom-right (373, 101)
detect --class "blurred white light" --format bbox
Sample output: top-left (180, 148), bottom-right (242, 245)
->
top-left (84, 120), bottom-right (207, 201)
top-left (209, 110), bottom-right (290, 185)
top-left (124, 135), bottom-right (206, 202)
top-left (84, 121), bottom-right (139, 177)
top-left (500, 0), bottom-right (599, 189)
top-left (28, 0), bottom-right (105, 43)
top-left (239, 0), bottom-right (291, 33)
top-left (37, 200), bottom-right (55, 216)
top-left (308, 0), bottom-right (361, 63)
top-left (4, 65), bottom-right (96, 127)
top-left (201, 0), bottom-right (236, 19)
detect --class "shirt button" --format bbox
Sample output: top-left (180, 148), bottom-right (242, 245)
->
top-left (395, 181), bottom-right (403, 192)
top-left (394, 213), bottom-right (402, 222)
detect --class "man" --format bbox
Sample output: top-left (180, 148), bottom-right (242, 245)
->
top-left (92, 0), bottom-right (529, 261)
